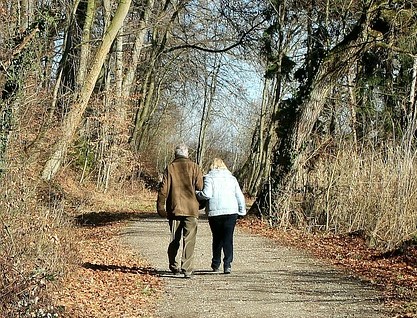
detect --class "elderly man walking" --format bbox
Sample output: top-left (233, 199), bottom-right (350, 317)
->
top-left (157, 144), bottom-right (203, 278)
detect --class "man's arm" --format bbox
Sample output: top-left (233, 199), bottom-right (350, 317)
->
top-left (156, 169), bottom-right (169, 217)
top-left (195, 165), bottom-right (204, 191)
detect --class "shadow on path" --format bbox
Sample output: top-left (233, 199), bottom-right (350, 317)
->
top-left (82, 262), bottom-right (158, 275)
top-left (75, 211), bottom-right (159, 226)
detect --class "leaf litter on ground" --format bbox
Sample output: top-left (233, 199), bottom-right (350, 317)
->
top-left (52, 215), bottom-right (163, 318)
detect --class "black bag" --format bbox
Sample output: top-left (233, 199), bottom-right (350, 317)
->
top-left (198, 199), bottom-right (207, 210)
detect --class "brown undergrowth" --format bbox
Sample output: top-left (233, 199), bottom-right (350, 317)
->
top-left (237, 217), bottom-right (417, 318)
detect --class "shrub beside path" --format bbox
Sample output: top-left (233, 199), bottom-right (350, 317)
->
top-left (123, 214), bottom-right (389, 318)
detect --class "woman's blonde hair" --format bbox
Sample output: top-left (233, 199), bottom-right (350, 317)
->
top-left (210, 158), bottom-right (228, 170)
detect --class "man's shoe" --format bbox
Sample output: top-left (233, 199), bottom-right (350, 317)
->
top-left (170, 267), bottom-right (181, 275)
top-left (224, 267), bottom-right (231, 274)
top-left (183, 272), bottom-right (193, 279)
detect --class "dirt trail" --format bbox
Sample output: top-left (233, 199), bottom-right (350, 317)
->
top-left (123, 214), bottom-right (389, 318)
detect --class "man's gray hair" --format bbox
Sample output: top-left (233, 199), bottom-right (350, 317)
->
top-left (175, 144), bottom-right (189, 158)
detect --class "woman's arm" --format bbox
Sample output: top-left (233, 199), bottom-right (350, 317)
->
top-left (235, 180), bottom-right (246, 216)
top-left (196, 175), bottom-right (213, 200)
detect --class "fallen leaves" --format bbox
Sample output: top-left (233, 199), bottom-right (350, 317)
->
top-left (52, 218), bottom-right (163, 318)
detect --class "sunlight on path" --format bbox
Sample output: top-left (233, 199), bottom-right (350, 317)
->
top-left (123, 215), bottom-right (388, 318)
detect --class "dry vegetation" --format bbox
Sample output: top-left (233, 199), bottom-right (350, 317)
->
top-left (0, 163), bottom-right (70, 317)
top-left (0, 149), bottom-right (162, 317)
top-left (282, 141), bottom-right (417, 251)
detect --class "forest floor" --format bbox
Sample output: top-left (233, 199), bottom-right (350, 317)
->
top-left (52, 195), bottom-right (417, 317)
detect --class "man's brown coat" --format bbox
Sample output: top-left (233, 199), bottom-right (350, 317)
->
top-left (157, 157), bottom-right (203, 218)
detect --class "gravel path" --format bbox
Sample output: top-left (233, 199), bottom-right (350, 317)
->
top-left (123, 214), bottom-right (389, 318)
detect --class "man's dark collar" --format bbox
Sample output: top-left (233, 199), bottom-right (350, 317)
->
top-left (174, 155), bottom-right (188, 160)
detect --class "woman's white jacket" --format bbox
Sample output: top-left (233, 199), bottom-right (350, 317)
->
top-left (196, 168), bottom-right (246, 217)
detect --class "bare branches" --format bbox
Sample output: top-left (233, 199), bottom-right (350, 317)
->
top-left (164, 19), bottom-right (266, 54)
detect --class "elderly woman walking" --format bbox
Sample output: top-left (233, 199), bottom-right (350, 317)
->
top-left (197, 158), bottom-right (246, 274)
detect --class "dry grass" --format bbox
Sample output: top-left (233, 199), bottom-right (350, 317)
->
top-left (0, 79), bottom-right (161, 316)
top-left (0, 169), bottom-right (73, 317)
top-left (290, 141), bottom-right (417, 251)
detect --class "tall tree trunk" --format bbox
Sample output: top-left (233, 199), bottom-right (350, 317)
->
top-left (237, 0), bottom-right (286, 197)
top-left (122, 0), bottom-right (155, 100)
top-left (402, 55), bottom-right (417, 155)
top-left (41, 0), bottom-right (132, 181)
top-left (131, 66), bottom-right (157, 151)
top-left (240, 78), bottom-right (269, 195)
top-left (238, 76), bottom-right (276, 197)
top-left (347, 62), bottom-right (358, 145)
top-left (20, 0), bottom-right (32, 30)
top-left (76, 0), bottom-right (95, 87)
top-left (129, 0), bottom-right (186, 152)
top-left (197, 61), bottom-right (220, 166)
top-left (115, 27), bottom-right (124, 102)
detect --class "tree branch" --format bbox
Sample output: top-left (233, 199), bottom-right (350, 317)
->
top-left (1, 26), bottom-right (40, 71)
top-left (164, 19), bottom-right (266, 54)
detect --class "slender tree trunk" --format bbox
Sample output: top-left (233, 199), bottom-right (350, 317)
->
top-left (237, 0), bottom-right (285, 197)
top-left (129, 0), bottom-right (186, 152)
top-left (122, 0), bottom-right (155, 99)
top-left (116, 27), bottom-right (124, 102)
top-left (131, 66), bottom-right (156, 151)
top-left (244, 78), bottom-right (269, 194)
top-left (76, 0), bottom-right (95, 87)
top-left (347, 62), bottom-right (358, 145)
top-left (96, 42), bottom-right (114, 190)
top-left (20, 0), bottom-right (32, 30)
top-left (402, 55), bottom-right (417, 155)
top-left (247, 77), bottom-right (277, 196)
top-left (140, 73), bottom-right (165, 147)
top-left (197, 62), bottom-right (220, 166)
top-left (41, 0), bottom-right (132, 181)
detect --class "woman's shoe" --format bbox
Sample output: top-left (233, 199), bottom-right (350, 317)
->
top-left (211, 266), bottom-right (220, 272)
top-left (211, 264), bottom-right (220, 272)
